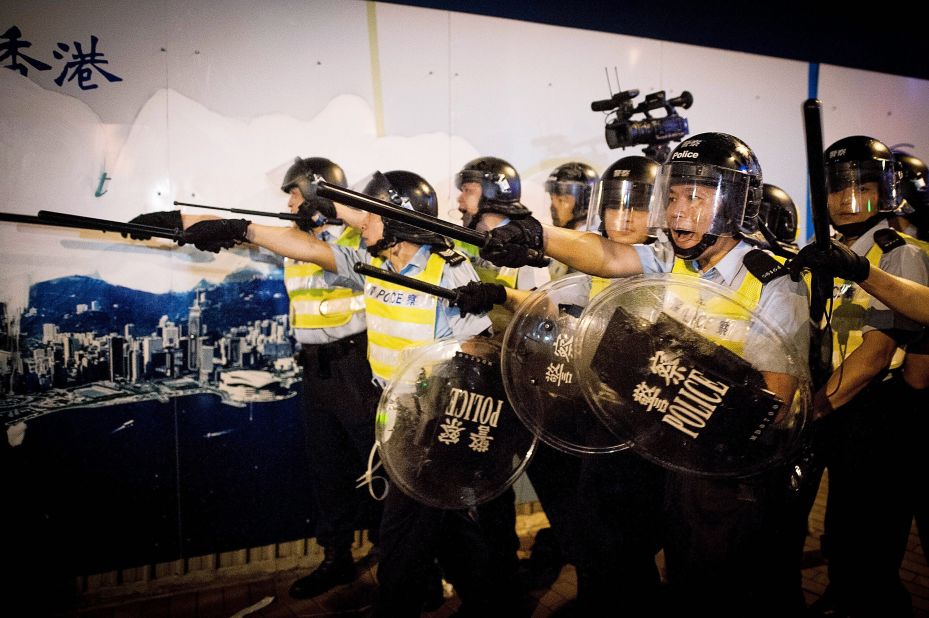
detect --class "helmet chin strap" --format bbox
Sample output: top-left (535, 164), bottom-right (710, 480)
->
top-left (833, 213), bottom-right (885, 239)
top-left (668, 233), bottom-right (720, 261)
top-left (367, 224), bottom-right (399, 257)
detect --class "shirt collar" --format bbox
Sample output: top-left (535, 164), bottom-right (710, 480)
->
top-left (682, 240), bottom-right (753, 285)
top-left (848, 219), bottom-right (889, 256)
top-left (392, 244), bottom-right (431, 276)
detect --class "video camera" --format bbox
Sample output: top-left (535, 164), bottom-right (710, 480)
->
top-left (591, 89), bottom-right (693, 161)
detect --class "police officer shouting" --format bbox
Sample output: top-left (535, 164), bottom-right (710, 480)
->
top-left (468, 133), bottom-right (811, 616)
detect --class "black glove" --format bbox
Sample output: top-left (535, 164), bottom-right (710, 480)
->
top-left (181, 219), bottom-right (251, 253)
top-left (479, 217), bottom-right (547, 267)
top-left (123, 210), bottom-right (183, 240)
top-left (451, 281), bottom-right (507, 316)
top-left (788, 239), bottom-right (870, 283)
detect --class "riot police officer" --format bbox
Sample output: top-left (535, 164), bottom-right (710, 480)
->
top-left (471, 132), bottom-right (811, 616)
top-left (455, 156), bottom-right (530, 232)
top-left (325, 170), bottom-right (525, 618)
top-left (454, 156), bottom-right (576, 594)
top-left (546, 161), bottom-right (598, 231)
top-left (891, 149), bottom-right (929, 241)
top-left (759, 183), bottom-right (800, 251)
top-left (545, 161), bottom-right (598, 281)
top-left (587, 155), bottom-right (659, 246)
top-left (276, 157), bottom-right (382, 599)
top-left (803, 136), bottom-right (929, 617)
top-left (452, 156), bottom-right (543, 332)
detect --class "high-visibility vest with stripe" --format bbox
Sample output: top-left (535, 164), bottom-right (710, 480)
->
top-left (666, 254), bottom-right (782, 356)
top-left (364, 252), bottom-right (445, 382)
top-left (832, 231), bottom-right (929, 369)
top-left (284, 227), bottom-right (365, 330)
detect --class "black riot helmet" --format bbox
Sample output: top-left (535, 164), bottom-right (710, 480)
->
top-left (545, 162), bottom-right (598, 228)
top-left (281, 157), bottom-right (347, 229)
top-left (892, 149), bottom-right (929, 238)
top-left (586, 156), bottom-right (659, 244)
top-left (647, 133), bottom-right (763, 259)
top-left (455, 156), bottom-right (530, 228)
top-left (759, 184), bottom-right (799, 246)
top-left (824, 136), bottom-right (897, 217)
top-left (362, 170), bottom-right (448, 254)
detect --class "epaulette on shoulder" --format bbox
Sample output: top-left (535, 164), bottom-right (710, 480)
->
top-left (743, 249), bottom-right (788, 284)
top-left (873, 228), bottom-right (906, 253)
top-left (432, 246), bottom-right (467, 265)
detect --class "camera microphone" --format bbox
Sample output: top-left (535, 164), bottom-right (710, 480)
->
top-left (668, 91), bottom-right (694, 110)
top-left (590, 89), bottom-right (640, 112)
top-left (591, 99), bottom-right (617, 112)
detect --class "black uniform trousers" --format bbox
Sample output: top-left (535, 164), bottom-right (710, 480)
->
top-left (374, 485), bottom-right (523, 618)
top-left (662, 464), bottom-right (803, 617)
top-left (524, 441), bottom-right (583, 564)
top-left (300, 332), bottom-right (382, 550)
top-left (904, 381), bottom-right (929, 565)
top-left (573, 450), bottom-right (666, 614)
top-left (817, 373), bottom-right (914, 616)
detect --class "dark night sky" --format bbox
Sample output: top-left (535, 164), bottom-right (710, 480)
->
top-left (384, 1), bottom-right (929, 81)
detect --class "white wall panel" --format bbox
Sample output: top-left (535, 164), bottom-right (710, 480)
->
top-left (3, 0), bottom-right (929, 303)
top-left (818, 64), bottom-right (929, 162)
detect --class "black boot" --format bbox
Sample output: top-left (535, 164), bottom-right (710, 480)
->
top-left (289, 546), bottom-right (357, 599)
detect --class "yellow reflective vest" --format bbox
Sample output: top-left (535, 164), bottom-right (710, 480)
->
top-left (284, 227), bottom-right (365, 330)
top-left (666, 254), bottom-right (783, 356)
top-left (364, 252), bottom-right (446, 382)
top-left (832, 231), bottom-right (929, 369)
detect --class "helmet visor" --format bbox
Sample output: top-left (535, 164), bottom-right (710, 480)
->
top-left (546, 180), bottom-right (588, 227)
top-left (544, 179), bottom-right (588, 202)
top-left (826, 161), bottom-right (891, 216)
top-left (647, 164), bottom-right (751, 241)
top-left (761, 205), bottom-right (798, 243)
top-left (587, 178), bottom-right (654, 243)
top-left (455, 169), bottom-right (485, 190)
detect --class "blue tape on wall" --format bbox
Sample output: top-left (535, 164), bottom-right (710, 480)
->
top-left (805, 63), bottom-right (820, 245)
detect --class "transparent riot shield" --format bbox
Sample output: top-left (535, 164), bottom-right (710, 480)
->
top-left (575, 273), bottom-right (810, 477)
top-left (376, 336), bottom-right (537, 508)
top-left (501, 273), bottom-right (630, 455)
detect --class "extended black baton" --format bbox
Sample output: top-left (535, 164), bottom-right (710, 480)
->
top-left (173, 200), bottom-right (303, 221)
top-left (801, 99), bottom-right (835, 323)
top-left (317, 181), bottom-right (548, 265)
top-left (801, 98), bottom-right (836, 390)
top-left (173, 200), bottom-right (343, 227)
top-left (353, 261), bottom-right (458, 302)
top-left (27, 210), bottom-right (183, 241)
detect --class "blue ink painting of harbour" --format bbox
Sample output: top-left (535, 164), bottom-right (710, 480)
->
top-left (2, 266), bottom-right (318, 574)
